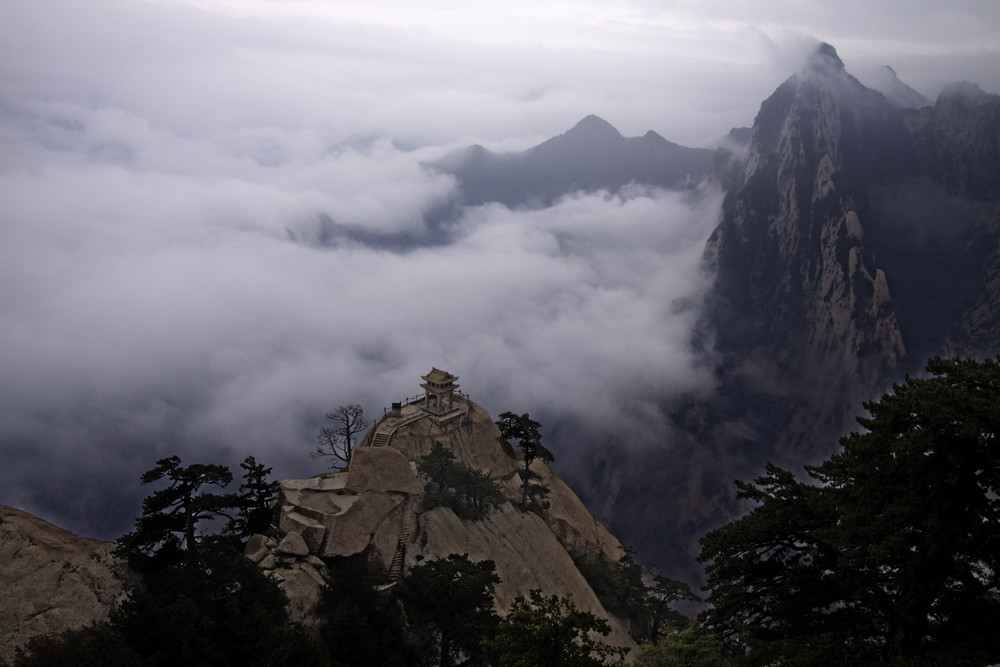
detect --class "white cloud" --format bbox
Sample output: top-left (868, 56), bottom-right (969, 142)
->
top-left (1, 0), bottom-right (998, 537)
top-left (0, 102), bottom-right (721, 531)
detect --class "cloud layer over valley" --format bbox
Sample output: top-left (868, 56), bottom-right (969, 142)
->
top-left (0, 89), bottom-right (721, 535)
top-left (2, 0), bottom-right (998, 540)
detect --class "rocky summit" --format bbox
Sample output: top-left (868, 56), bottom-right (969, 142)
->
top-left (248, 382), bottom-right (636, 651)
top-left (2, 373), bottom-right (638, 658)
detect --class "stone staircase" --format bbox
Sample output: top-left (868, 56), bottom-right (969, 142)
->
top-left (368, 410), bottom-right (426, 449)
top-left (388, 496), bottom-right (416, 581)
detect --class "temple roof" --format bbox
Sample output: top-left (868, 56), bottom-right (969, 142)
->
top-left (421, 367), bottom-right (458, 387)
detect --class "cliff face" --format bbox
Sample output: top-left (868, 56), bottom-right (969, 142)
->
top-left (701, 46), bottom-right (1000, 467)
top-left (703, 43), bottom-right (910, 463)
top-left (574, 44), bottom-right (1000, 581)
top-left (253, 395), bottom-right (636, 651)
top-left (882, 81), bottom-right (1000, 360)
top-left (0, 506), bottom-right (132, 664)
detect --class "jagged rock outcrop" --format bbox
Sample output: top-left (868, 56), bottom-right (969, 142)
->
top-left (572, 42), bottom-right (1000, 581)
top-left (704, 43), bottom-right (911, 463)
top-left (694, 44), bottom-right (1000, 468)
top-left (0, 506), bottom-right (132, 664)
top-left (251, 391), bottom-right (636, 651)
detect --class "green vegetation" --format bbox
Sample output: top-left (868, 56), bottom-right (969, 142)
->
top-left (632, 622), bottom-right (726, 667)
top-left (17, 456), bottom-right (320, 666)
top-left (403, 553), bottom-right (501, 667)
top-left (572, 545), bottom-right (701, 645)
top-left (22, 355), bottom-right (996, 665)
top-left (114, 455), bottom-right (238, 568)
top-left (574, 550), bottom-right (650, 639)
top-left (699, 356), bottom-right (1000, 665)
top-left (13, 448), bottom-right (630, 666)
top-left (417, 441), bottom-right (506, 520)
top-left (496, 412), bottom-right (553, 511)
top-left (489, 589), bottom-right (629, 666)
top-left (234, 455), bottom-right (279, 538)
top-left (644, 574), bottom-right (702, 641)
top-left (317, 557), bottom-right (408, 666)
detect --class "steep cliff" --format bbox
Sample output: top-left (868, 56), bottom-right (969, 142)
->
top-left (252, 393), bottom-right (636, 651)
top-left (702, 45), bottom-right (1000, 466)
top-left (703, 43), bottom-right (910, 464)
top-left (573, 43), bottom-right (1000, 581)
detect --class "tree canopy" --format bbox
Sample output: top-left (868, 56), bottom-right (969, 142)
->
top-left (699, 356), bottom-right (1000, 665)
top-left (403, 553), bottom-right (501, 667)
top-left (19, 455), bottom-right (322, 667)
top-left (489, 589), bottom-right (629, 667)
top-left (496, 412), bottom-right (554, 511)
top-left (417, 441), bottom-right (505, 520)
top-left (235, 455), bottom-right (279, 538)
top-left (115, 455), bottom-right (238, 569)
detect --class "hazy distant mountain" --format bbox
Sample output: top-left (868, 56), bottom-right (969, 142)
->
top-left (429, 114), bottom-right (715, 208)
top-left (569, 43), bottom-right (1000, 578)
top-left (865, 65), bottom-right (932, 110)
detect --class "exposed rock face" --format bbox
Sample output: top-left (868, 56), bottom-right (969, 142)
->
top-left (254, 395), bottom-right (636, 651)
top-left (701, 47), bottom-right (1000, 464)
top-left (704, 43), bottom-right (911, 463)
top-left (688, 45), bottom-right (1000, 474)
top-left (572, 43), bottom-right (1000, 581)
top-left (0, 506), bottom-right (132, 664)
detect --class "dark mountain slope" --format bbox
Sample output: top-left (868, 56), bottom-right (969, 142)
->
top-left (874, 81), bottom-right (1000, 360)
top-left (702, 44), bottom-right (1000, 467)
top-left (702, 43), bottom-right (912, 464)
top-left (429, 115), bottom-right (714, 208)
top-left (571, 44), bottom-right (1000, 580)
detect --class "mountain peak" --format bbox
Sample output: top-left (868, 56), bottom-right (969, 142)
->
top-left (803, 42), bottom-right (846, 75)
top-left (866, 65), bottom-right (931, 110)
top-left (938, 80), bottom-right (988, 104)
top-left (253, 386), bottom-right (636, 648)
top-left (565, 114), bottom-right (623, 141)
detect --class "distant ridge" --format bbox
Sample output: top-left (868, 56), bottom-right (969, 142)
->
top-left (427, 115), bottom-right (714, 208)
top-left (867, 65), bottom-right (931, 110)
top-left (561, 114), bottom-right (624, 142)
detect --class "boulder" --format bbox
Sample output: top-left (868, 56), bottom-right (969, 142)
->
top-left (345, 447), bottom-right (422, 494)
top-left (279, 508), bottom-right (326, 553)
top-left (245, 533), bottom-right (270, 563)
top-left (320, 492), bottom-right (404, 558)
top-left (276, 532), bottom-right (310, 557)
top-left (270, 564), bottom-right (325, 627)
top-left (535, 466), bottom-right (623, 562)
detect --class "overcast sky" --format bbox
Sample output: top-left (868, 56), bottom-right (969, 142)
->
top-left (2, 0), bottom-right (999, 539)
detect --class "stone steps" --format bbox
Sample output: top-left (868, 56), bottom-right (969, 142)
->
top-left (388, 497), bottom-right (416, 581)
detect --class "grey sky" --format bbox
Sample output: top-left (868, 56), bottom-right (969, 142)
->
top-left (1, 0), bottom-right (998, 539)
